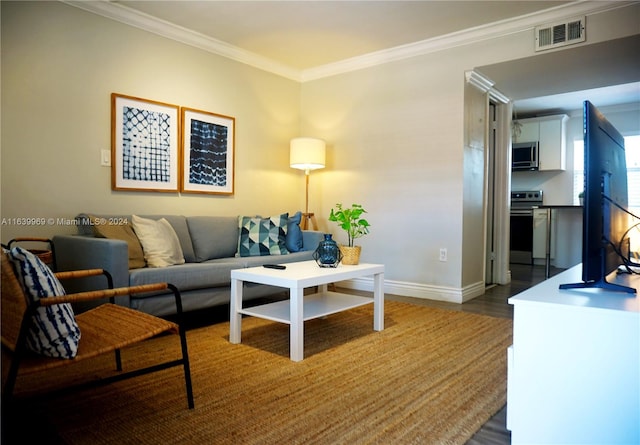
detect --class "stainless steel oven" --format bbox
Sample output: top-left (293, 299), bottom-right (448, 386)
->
top-left (510, 190), bottom-right (543, 264)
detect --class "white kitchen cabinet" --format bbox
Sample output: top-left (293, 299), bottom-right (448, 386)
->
top-left (515, 120), bottom-right (539, 142)
top-left (538, 115), bottom-right (568, 170)
top-left (513, 114), bottom-right (568, 171)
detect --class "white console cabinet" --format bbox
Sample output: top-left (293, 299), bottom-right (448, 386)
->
top-left (507, 265), bottom-right (639, 444)
top-left (514, 114), bottom-right (568, 171)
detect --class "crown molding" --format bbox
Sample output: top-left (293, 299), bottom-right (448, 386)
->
top-left (489, 88), bottom-right (511, 105)
top-left (61, 0), bottom-right (302, 81)
top-left (300, 1), bottom-right (636, 81)
top-left (466, 70), bottom-right (495, 93)
top-left (62, 0), bottom-right (635, 83)
top-left (465, 70), bottom-right (510, 104)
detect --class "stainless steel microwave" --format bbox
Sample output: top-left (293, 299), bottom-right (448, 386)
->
top-left (512, 141), bottom-right (539, 171)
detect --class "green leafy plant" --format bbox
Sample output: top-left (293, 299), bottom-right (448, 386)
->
top-left (328, 203), bottom-right (371, 247)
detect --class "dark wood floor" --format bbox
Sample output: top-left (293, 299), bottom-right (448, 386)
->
top-left (385, 263), bottom-right (564, 445)
top-left (386, 263), bottom-right (564, 320)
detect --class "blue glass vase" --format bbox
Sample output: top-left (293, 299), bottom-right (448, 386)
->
top-left (313, 234), bottom-right (343, 268)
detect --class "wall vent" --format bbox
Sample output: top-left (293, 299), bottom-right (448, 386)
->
top-left (535, 17), bottom-right (585, 51)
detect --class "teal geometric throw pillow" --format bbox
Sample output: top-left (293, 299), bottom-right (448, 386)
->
top-left (9, 247), bottom-right (81, 359)
top-left (238, 213), bottom-right (289, 257)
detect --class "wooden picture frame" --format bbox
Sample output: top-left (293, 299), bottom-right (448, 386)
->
top-left (111, 93), bottom-right (180, 192)
top-left (180, 107), bottom-right (235, 195)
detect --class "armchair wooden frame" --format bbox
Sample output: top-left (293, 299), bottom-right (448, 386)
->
top-left (1, 253), bottom-right (194, 409)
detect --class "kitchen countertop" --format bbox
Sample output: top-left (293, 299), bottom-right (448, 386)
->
top-left (534, 205), bottom-right (583, 209)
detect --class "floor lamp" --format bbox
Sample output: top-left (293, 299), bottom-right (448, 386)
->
top-left (290, 137), bottom-right (326, 230)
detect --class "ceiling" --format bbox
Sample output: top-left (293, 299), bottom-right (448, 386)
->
top-left (478, 34), bottom-right (640, 115)
top-left (115, 0), bottom-right (570, 71)
top-left (77, 1), bottom-right (639, 114)
top-left (512, 82), bottom-right (640, 116)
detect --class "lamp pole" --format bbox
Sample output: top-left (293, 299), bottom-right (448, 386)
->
top-left (305, 169), bottom-right (310, 215)
top-left (302, 169), bottom-right (317, 230)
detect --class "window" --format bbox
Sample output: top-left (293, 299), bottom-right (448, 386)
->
top-left (573, 135), bottom-right (640, 212)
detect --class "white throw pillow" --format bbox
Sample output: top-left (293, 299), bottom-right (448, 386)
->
top-left (131, 215), bottom-right (185, 268)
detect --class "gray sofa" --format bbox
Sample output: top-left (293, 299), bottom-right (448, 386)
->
top-left (53, 214), bottom-right (323, 317)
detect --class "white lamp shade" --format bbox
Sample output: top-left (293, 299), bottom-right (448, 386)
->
top-left (290, 137), bottom-right (326, 171)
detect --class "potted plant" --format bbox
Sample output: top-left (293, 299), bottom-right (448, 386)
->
top-left (579, 191), bottom-right (584, 206)
top-left (328, 203), bottom-right (371, 265)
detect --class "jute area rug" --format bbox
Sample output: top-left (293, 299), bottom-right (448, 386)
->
top-left (9, 301), bottom-right (512, 445)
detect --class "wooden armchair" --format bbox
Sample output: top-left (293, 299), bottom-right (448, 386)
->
top-left (1, 252), bottom-right (194, 409)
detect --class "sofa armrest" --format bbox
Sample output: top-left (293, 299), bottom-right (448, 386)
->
top-left (301, 230), bottom-right (324, 252)
top-left (52, 235), bottom-right (131, 310)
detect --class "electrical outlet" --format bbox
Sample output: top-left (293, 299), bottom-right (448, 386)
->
top-left (439, 248), bottom-right (447, 262)
top-left (101, 149), bottom-right (111, 167)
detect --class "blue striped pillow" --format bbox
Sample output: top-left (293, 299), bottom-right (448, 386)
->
top-left (9, 247), bottom-right (81, 359)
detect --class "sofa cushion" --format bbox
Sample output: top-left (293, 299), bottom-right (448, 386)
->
top-left (132, 215), bottom-right (185, 268)
top-left (8, 247), bottom-right (81, 359)
top-left (87, 214), bottom-right (146, 269)
top-left (129, 260), bottom-right (242, 291)
top-left (76, 214), bottom-right (197, 264)
top-left (186, 216), bottom-right (239, 262)
top-left (286, 211), bottom-right (304, 252)
top-left (237, 213), bottom-right (289, 257)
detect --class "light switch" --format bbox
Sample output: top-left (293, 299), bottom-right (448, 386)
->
top-left (101, 149), bottom-right (111, 167)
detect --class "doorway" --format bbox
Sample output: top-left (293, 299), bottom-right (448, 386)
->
top-left (485, 103), bottom-right (497, 284)
top-left (485, 96), bottom-right (512, 285)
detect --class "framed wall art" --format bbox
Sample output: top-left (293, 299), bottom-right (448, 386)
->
top-left (180, 107), bottom-right (235, 195)
top-left (111, 93), bottom-right (180, 192)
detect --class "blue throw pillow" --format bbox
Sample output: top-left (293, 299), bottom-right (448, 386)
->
top-left (238, 213), bottom-right (289, 257)
top-left (286, 211), bottom-right (304, 252)
top-left (9, 247), bottom-right (81, 359)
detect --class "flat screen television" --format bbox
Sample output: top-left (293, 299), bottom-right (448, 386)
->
top-left (559, 100), bottom-right (635, 294)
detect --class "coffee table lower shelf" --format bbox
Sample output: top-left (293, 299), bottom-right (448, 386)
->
top-left (230, 261), bottom-right (384, 361)
top-left (239, 292), bottom-right (373, 324)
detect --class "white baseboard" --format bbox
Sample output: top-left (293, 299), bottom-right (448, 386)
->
top-left (336, 277), bottom-right (486, 304)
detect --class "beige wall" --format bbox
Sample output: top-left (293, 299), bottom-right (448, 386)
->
top-left (299, 3), bottom-right (639, 300)
top-left (2, 1), bottom-right (638, 301)
top-left (299, 33), bottom-right (538, 298)
top-left (1, 1), bottom-right (303, 242)
top-left (300, 56), bottom-right (466, 295)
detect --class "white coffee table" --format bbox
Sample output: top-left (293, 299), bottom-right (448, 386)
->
top-left (229, 260), bottom-right (384, 361)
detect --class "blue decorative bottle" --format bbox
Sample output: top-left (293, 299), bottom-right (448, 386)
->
top-left (313, 234), bottom-right (342, 268)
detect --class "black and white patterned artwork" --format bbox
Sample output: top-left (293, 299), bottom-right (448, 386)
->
top-left (122, 107), bottom-right (172, 182)
top-left (111, 93), bottom-right (179, 192)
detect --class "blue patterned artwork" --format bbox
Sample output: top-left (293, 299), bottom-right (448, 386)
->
top-left (181, 108), bottom-right (234, 195)
top-left (188, 119), bottom-right (228, 186)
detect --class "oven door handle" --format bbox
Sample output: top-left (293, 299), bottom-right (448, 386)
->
top-left (510, 209), bottom-right (534, 216)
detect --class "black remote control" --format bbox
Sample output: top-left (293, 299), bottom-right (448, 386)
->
top-left (263, 264), bottom-right (286, 270)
